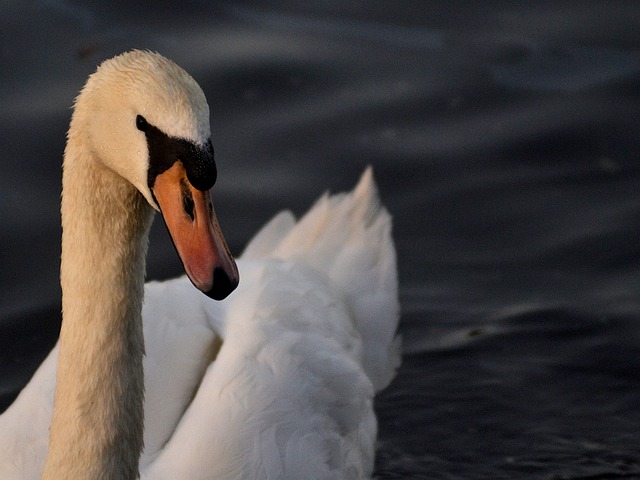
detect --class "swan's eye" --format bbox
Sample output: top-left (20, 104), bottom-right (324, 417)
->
top-left (136, 115), bottom-right (149, 132)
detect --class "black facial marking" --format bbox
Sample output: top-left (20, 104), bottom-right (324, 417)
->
top-left (138, 115), bottom-right (217, 192)
top-left (136, 114), bottom-right (149, 132)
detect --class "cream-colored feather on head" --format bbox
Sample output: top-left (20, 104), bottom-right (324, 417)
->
top-left (71, 49), bottom-right (211, 208)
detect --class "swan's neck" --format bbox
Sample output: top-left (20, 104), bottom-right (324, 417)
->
top-left (42, 135), bottom-right (154, 480)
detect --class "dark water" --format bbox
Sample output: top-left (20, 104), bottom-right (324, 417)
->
top-left (2, 2), bottom-right (640, 478)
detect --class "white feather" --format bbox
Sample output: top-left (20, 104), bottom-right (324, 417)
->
top-left (0, 168), bottom-right (400, 479)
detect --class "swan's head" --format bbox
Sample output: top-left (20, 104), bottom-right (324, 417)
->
top-left (75, 50), bottom-right (238, 300)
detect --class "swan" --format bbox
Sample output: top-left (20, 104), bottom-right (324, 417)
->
top-left (0, 50), bottom-right (400, 479)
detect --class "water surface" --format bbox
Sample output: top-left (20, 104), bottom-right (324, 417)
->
top-left (2, 2), bottom-right (640, 478)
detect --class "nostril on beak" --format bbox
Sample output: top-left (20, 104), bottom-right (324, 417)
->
top-left (180, 179), bottom-right (195, 221)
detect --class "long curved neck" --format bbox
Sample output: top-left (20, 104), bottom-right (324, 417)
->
top-left (42, 131), bottom-right (154, 480)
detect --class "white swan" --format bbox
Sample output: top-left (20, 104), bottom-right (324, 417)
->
top-left (0, 50), bottom-right (400, 480)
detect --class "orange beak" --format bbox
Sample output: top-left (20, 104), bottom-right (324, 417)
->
top-left (152, 161), bottom-right (239, 300)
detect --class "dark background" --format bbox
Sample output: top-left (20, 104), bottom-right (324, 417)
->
top-left (2, 2), bottom-right (640, 478)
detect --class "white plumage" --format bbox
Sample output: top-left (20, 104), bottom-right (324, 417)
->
top-left (0, 167), bottom-right (400, 479)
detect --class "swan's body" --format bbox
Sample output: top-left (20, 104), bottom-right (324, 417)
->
top-left (0, 50), bottom-right (399, 479)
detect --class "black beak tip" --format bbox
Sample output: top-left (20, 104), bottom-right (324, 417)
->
top-left (205, 267), bottom-right (239, 301)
